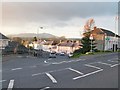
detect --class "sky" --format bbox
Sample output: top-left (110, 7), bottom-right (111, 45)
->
top-left (0, 1), bottom-right (119, 38)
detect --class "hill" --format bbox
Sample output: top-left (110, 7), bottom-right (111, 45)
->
top-left (7, 33), bottom-right (58, 38)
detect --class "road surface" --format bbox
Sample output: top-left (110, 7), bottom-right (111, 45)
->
top-left (1, 53), bottom-right (119, 89)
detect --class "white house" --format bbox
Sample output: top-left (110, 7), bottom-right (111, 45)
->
top-left (101, 29), bottom-right (120, 51)
top-left (0, 33), bottom-right (10, 49)
top-left (90, 27), bottom-right (120, 51)
top-left (57, 40), bottom-right (81, 54)
top-left (104, 36), bottom-right (120, 51)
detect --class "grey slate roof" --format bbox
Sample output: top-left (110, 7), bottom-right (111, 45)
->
top-left (0, 33), bottom-right (9, 39)
top-left (100, 28), bottom-right (120, 38)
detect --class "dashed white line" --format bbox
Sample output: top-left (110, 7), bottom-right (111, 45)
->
top-left (32, 68), bottom-right (69, 76)
top-left (48, 58), bottom-right (52, 60)
top-left (85, 62), bottom-right (99, 65)
top-left (68, 68), bottom-right (84, 75)
top-left (51, 59), bottom-right (85, 65)
top-left (7, 80), bottom-right (14, 90)
top-left (11, 68), bottom-right (22, 71)
top-left (108, 60), bottom-right (119, 63)
top-left (45, 73), bottom-right (57, 83)
top-left (85, 64), bottom-right (102, 70)
top-left (0, 80), bottom-right (6, 83)
top-left (111, 63), bottom-right (120, 67)
top-left (97, 62), bottom-right (112, 66)
top-left (32, 72), bottom-right (44, 76)
top-left (73, 69), bottom-right (103, 80)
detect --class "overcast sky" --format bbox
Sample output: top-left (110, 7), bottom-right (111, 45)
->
top-left (1, 2), bottom-right (118, 38)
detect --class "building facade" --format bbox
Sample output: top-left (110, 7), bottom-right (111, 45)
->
top-left (0, 33), bottom-right (9, 49)
top-left (90, 27), bottom-right (120, 51)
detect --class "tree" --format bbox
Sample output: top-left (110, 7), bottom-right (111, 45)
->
top-left (81, 32), bottom-right (96, 54)
top-left (33, 37), bottom-right (37, 41)
top-left (11, 37), bottom-right (22, 44)
top-left (84, 18), bottom-right (95, 34)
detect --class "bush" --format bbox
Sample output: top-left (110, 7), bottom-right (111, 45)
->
top-left (85, 52), bottom-right (94, 55)
top-left (94, 49), bottom-right (100, 52)
top-left (104, 50), bottom-right (112, 52)
top-left (74, 48), bottom-right (82, 53)
top-left (71, 52), bottom-right (81, 58)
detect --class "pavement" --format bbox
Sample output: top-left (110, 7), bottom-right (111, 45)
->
top-left (1, 52), bottom-right (119, 89)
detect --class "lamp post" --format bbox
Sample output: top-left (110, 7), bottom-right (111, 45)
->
top-left (90, 34), bottom-right (93, 52)
top-left (37, 27), bottom-right (43, 39)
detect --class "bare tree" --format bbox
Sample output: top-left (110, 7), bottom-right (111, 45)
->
top-left (84, 18), bottom-right (95, 33)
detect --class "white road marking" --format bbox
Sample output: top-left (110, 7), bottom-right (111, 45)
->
top-left (17, 56), bottom-right (22, 58)
top-left (7, 80), bottom-right (14, 90)
top-left (85, 64), bottom-right (102, 70)
top-left (51, 59), bottom-right (85, 65)
top-left (97, 62), bottom-right (112, 66)
top-left (32, 72), bottom-right (44, 76)
top-left (45, 73), bottom-right (57, 83)
top-left (11, 68), bottom-right (22, 71)
top-left (73, 69), bottom-right (103, 80)
top-left (85, 62), bottom-right (99, 65)
top-left (48, 58), bottom-right (52, 60)
top-left (108, 60), bottom-right (119, 63)
top-left (111, 63), bottom-right (120, 67)
top-left (40, 87), bottom-right (50, 90)
top-left (32, 68), bottom-right (69, 76)
top-left (52, 61), bottom-right (66, 64)
top-left (68, 68), bottom-right (84, 75)
top-left (0, 80), bottom-right (6, 83)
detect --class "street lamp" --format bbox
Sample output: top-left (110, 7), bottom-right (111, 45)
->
top-left (90, 34), bottom-right (93, 52)
top-left (37, 27), bottom-right (43, 39)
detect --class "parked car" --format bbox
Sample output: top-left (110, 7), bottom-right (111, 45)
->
top-left (68, 53), bottom-right (73, 58)
top-left (49, 52), bottom-right (56, 58)
top-left (60, 52), bottom-right (65, 56)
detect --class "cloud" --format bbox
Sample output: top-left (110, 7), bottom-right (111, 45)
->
top-left (2, 2), bottom-right (117, 26)
top-left (1, 2), bottom-right (118, 37)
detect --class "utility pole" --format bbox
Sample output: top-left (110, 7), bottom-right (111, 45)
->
top-left (37, 27), bottom-right (43, 39)
top-left (90, 34), bottom-right (93, 52)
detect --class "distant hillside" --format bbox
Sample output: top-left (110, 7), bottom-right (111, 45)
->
top-left (7, 33), bottom-right (58, 38)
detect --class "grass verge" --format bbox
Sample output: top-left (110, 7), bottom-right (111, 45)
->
top-left (71, 51), bottom-right (115, 58)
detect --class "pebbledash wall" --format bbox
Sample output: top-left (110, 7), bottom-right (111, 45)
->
top-left (91, 27), bottom-right (120, 51)
top-left (104, 36), bottom-right (120, 51)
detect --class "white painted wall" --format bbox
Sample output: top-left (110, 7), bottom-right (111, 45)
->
top-left (104, 36), bottom-right (119, 51)
top-left (0, 39), bottom-right (9, 49)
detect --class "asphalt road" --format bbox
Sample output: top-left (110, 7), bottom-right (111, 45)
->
top-left (1, 52), bottom-right (119, 89)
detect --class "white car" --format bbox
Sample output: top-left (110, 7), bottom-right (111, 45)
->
top-left (60, 52), bottom-right (65, 56)
top-left (68, 53), bottom-right (73, 58)
top-left (49, 52), bottom-right (56, 58)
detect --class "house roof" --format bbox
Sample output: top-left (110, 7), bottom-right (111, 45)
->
top-left (0, 33), bottom-right (9, 39)
top-left (100, 28), bottom-right (120, 38)
top-left (58, 41), bottom-right (80, 47)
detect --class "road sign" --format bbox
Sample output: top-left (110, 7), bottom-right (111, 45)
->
top-left (105, 37), bottom-right (110, 41)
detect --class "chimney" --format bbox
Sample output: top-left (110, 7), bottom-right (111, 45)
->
top-left (94, 26), bottom-right (97, 30)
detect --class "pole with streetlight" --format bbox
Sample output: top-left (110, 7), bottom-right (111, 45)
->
top-left (37, 27), bottom-right (43, 39)
top-left (90, 34), bottom-right (93, 52)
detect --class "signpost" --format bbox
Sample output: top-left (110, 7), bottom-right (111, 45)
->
top-left (90, 34), bottom-right (93, 52)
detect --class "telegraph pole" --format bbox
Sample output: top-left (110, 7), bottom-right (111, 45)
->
top-left (90, 34), bottom-right (93, 52)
